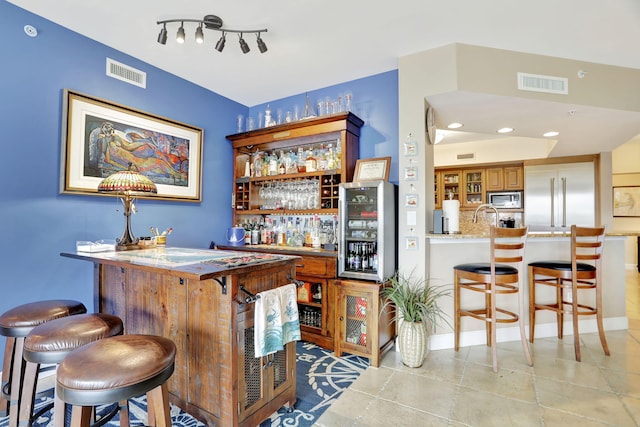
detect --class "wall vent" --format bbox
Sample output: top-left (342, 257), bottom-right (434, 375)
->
top-left (517, 72), bottom-right (567, 95)
top-left (457, 153), bottom-right (475, 160)
top-left (106, 58), bottom-right (146, 88)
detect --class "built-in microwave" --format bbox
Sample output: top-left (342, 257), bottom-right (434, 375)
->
top-left (487, 191), bottom-right (523, 209)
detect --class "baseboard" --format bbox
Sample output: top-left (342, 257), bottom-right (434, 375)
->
top-left (427, 316), bottom-right (629, 351)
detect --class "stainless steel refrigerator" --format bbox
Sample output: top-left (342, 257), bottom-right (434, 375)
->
top-left (524, 161), bottom-right (595, 232)
top-left (338, 180), bottom-right (396, 282)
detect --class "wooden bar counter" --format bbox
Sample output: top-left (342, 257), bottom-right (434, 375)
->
top-left (61, 247), bottom-right (299, 427)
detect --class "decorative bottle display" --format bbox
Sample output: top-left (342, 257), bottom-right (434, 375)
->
top-left (339, 180), bottom-right (396, 282)
top-left (233, 214), bottom-right (338, 249)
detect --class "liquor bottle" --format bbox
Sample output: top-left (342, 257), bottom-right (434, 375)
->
top-left (297, 147), bottom-right (306, 173)
top-left (353, 243), bottom-right (362, 270)
top-left (305, 148), bottom-right (317, 172)
top-left (326, 144), bottom-right (336, 170)
top-left (268, 152), bottom-right (278, 176)
top-left (347, 243), bottom-right (355, 270)
top-left (362, 243), bottom-right (369, 270)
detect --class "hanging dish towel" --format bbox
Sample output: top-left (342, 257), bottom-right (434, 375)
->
top-left (254, 283), bottom-right (301, 358)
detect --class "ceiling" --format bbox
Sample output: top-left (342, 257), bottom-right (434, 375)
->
top-left (9, 0), bottom-right (640, 158)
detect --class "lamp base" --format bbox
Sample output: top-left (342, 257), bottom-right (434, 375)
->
top-left (116, 241), bottom-right (142, 251)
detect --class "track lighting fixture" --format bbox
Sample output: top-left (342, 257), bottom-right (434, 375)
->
top-left (157, 24), bottom-right (167, 45)
top-left (195, 24), bottom-right (204, 44)
top-left (215, 32), bottom-right (226, 52)
top-left (239, 33), bottom-right (250, 54)
top-left (156, 14), bottom-right (268, 54)
top-left (256, 33), bottom-right (268, 53)
top-left (176, 22), bottom-right (185, 44)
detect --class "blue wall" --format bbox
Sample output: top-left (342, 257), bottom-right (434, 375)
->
top-left (0, 2), bottom-right (399, 352)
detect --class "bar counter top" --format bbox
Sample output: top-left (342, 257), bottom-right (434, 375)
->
top-left (61, 246), bottom-right (299, 280)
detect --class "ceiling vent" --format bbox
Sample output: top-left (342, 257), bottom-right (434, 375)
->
top-left (456, 153), bottom-right (475, 160)
top-left (106, 58), bottom-right (146, 88)
top-left (517, 72), bottom-right (567, 95)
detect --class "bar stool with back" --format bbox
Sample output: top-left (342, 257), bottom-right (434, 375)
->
top-left (528, 225), bottom-right (609, 361)
top-left (454, 226), bottom-right (533, 372)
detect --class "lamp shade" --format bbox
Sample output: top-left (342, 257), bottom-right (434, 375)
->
top-left (98, 169), bottom-right (158, 195)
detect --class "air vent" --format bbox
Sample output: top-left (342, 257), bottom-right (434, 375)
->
top-left (517, 72), bottom-right (567, 95)
top-left (106, 58), bottom-right (146, 88)
top-left (457, 153), bottom-right (475, 160)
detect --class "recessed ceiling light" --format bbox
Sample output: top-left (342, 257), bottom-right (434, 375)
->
top-left (543, 131), bottom-right (559, 137)
top-left (497, 127), bottom-right (514, 134)
top-left (447, 122), bottom-right (463, 129)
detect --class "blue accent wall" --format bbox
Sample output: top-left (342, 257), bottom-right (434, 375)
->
top-left (0, 1), bottom-right (399, 353)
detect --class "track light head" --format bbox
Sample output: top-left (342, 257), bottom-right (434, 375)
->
top-left (157, 24), bottom-right (167, 45)
top-left (257, 33), bottom-right (268, 53)
top-left (176, 22), bottom-right (185, 43)
top-left (239, 34), bottom-right (250, 54)
top-left (195, 24), bottom-right (204, 44)
top-left (215, 32), bottom-right (226, 52)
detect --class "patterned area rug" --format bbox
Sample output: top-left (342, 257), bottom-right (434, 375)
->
top-left (0, 341), bottom-right (368, 427)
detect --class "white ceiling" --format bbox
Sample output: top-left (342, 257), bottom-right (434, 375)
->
top-left (9, 0), bottom-right (640, 158)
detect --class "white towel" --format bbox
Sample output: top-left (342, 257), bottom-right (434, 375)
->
top-left (254, 283), bottom-right (301, 358)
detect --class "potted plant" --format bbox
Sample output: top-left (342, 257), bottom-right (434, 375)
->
top-left (381, 270), bottom-right (450, 367)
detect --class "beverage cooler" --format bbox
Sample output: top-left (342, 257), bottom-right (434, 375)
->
top-left (338, 180), bottom-right (396, 282)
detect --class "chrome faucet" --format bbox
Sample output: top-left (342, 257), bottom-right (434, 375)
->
top-left (473, 204), bottom-right (500, 228)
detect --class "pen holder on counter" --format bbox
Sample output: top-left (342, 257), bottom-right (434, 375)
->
top-left (155, 235), bottom-right (167, 245)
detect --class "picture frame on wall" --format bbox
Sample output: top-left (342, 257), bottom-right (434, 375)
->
top-left (60, 89), bottom-right (204, 202)
top-left (353, 156), bottom-right (391, 182)
top-left (613, 186), bottom-right (640, 217)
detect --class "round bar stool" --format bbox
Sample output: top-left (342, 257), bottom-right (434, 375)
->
top-left (454, 226), bottom-right (532, 372)
top-left (528, 225), bottom-right (608, 362)
top-left (18, 313), bottom-right (124, 427)
top-left (0, 300), bottom-right (87, 423)
top-left (55, 334), bottom-right (176, 427)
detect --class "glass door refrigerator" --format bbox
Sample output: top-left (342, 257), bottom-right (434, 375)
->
top-left (338, 180), bottom-right (396, 282)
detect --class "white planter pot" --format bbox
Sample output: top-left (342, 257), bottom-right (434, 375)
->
top-left (398, 321), bottom-right (428, 368)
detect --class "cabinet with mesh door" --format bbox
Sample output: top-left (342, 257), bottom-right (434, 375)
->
top-left (236, 305), bottom-right (296, 425)
top-left (334, 279), bottom-right (395, 367)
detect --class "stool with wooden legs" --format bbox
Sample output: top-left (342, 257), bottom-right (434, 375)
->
top-left (454, 226), bottom-right (532, 372)
top-left (18, 313), bottom-right (124, 427)
top-left (528, 225), bottom-right (608, 362)
top-left (0, 300), bottom-right (87, 425)
top-left (55, 334), bottom-right (176, 427)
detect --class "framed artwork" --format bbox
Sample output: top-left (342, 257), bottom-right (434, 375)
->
top-left (405, 194), bottom-right (418, 208)
top-left (60, 89), bottom-right (204, 201)
top-left (613, 186), bottom-right (640, 217)
top-left (404, 166), bottom-right (417, 181)
top-left (404, 236), bottom-right (418, 250)
top-left (353, 156), bottom-right (391, 182)
top-left (403, 139), bottom-right (417, 156)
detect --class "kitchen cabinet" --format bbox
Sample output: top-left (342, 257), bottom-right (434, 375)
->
top-left (335, 279), bottom-right (395, 367)
top-left (436, 164), bottom-right (523, 209)
top-left (487, 167), bottom-right (524, 191)
top-left (462, 169), bottom-right (484, 207)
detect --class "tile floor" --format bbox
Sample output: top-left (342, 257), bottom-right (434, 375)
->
top-left (316, 270), bottom-right (640, 426)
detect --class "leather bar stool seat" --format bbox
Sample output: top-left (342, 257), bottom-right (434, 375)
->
top-left (19, 313), bottom-right (124, 427)
top-left (56, 334), bottom-right (176, 427)
top-left (0, 300), bottom-right (87, 422)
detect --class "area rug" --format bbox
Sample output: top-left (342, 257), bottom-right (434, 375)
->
top-left (0, 341), bottom-right (369, 427)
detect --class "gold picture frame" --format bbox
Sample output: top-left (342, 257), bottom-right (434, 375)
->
top-left (353, 156), bottom-right (391, 182)
top-left (60, 89), bottom-right (204, 201)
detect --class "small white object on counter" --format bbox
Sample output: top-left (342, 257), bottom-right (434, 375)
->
top-left (442, 200), bottom-right (460, 234)
top-left (76, 240), bottom-right (116, 253)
